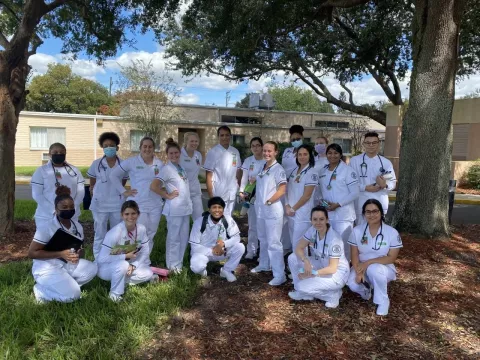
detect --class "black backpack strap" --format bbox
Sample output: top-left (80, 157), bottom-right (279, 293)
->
top-left (221, 217), bottom-right (230, 239)
top-left (200, 212), bottom-right (210, 234)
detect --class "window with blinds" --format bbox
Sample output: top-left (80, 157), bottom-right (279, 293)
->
top-left (30, 127), bottom-right (66, 150)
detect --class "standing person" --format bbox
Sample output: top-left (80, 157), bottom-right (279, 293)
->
top-left (203, 125), bottom-right (242, 217)
top-left (97, 200), bottom-right (157, 302)
top-left (27, 186), bottom-right (97, 303)
top-left (31, 142), bottom-right (85, 226)
top-left (347, 199), bottom-right (402, 316)
top-left (253, 141), bottom-right (287, 286)
top-left (239, 137), bottom-right (265, 259)
top-left (317, 143), bottom-right (360, 260)
top-left (87, 132), bottom-right (128, 259)
top-left (349, 132), bottom-right (397, 224)
top-left (285, 145), bottom-right (318, 250)
top-left (180, 132), bottom-right (204, 221)
top-left (313, 136), bottom-right (329, 205)
top-left (189, 197), bottom-right (245, 282)
top-left (150, 138), bottom-right (192, 273)
top-left (109, 136), bottom-right (164, 256)
top-left (287, 206), bottom-right (350, 308)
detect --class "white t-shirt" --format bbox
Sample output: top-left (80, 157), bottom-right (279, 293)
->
top-left (156, 162), bottom-right (193, 216)
top-left (286, 165), bottom-right (318, 222)
top-left (255, 162), bottom-right (287, 219)
top-left (281, 147), bottom-right (298, 176)
top-left (87, 156), bottom-right (128, 212)
top-left (179, 148), bottom-right (203, 196)
top-left (239, 155), bottom-right (266, 194)
top-left (203, 144), bottom-right (242, 201)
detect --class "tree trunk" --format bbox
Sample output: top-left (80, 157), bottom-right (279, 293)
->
top-left (391, 0), bottom-right (465, 237)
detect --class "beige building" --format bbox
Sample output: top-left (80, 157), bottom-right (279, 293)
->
top-left (15, 104), bottom-right (385, 167)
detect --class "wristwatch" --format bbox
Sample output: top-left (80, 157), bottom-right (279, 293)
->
top-left (266, 200), bottom-right (272, 206)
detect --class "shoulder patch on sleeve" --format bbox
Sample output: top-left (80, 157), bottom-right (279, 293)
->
top-left (311, 173), bottom-right (318, 182)
top-left (331, 244), bottom-right (342, 255)
top-left (351, 172), bottom-right (357, 179)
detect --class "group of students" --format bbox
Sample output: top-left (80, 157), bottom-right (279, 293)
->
top-left (27, 124), bottom-right (401, 315)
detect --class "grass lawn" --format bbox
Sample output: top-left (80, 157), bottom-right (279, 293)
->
top-left (15, 166), bottom-right (90, 178)
top-left (1, 202), bottom-right (201, 359)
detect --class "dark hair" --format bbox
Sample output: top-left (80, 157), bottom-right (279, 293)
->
top-left (295, 144), bottom-right (315, 168)
top-left (99, 132), bottom-right (120, 147)
top-left (250, 137), bottom-right (263, 147)
top-left (310, 206), bottom-right (331, 229)
top-left (121, 200), bottom-right (140, 215)
top-left (364, 132), bottom-right (379, 139)
top-left (49, 142), bottom-right (66, 153)
top-left (217, 125), bottom-right (232, 136)
top-left (139, 136), bottom-right (155, 149)
top-left (289, 125), bottom-right (304, 136)
top-left (362, 199), bottom-right (385, 222)
top-left (208, 196), bottom-right (226, 209)
top-left (264, 141), bottom-right (279, 151)
top-left (54, 185), bottom-right (72, 207)
top-left (326, 143), bottom-right (343, 157)
top-left (165, 137), bottom-right (181, 153)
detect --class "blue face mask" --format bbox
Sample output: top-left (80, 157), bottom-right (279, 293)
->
top-left (103, 147), bottom-right (117, 158)
top-left (291, 139), bottom-right (303, 148)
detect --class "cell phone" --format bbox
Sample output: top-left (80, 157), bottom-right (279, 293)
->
top-left (134, 246), bottom-right (142, 254)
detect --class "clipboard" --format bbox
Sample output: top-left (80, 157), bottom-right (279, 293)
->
top-left (43, 228), bottom-right (84, 252)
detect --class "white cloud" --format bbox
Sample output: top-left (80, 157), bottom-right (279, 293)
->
top-left (28, 52), bottom-right (106, 79)
top-left (176, 93), bottom-right (199, 104)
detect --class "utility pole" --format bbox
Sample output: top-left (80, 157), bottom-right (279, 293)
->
top-left (225, 90), bottom-right (231, 107)
top-left (109, 77), bottom-right (113, 97)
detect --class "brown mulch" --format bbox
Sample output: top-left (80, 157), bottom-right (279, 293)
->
top-left (457, 187), bottom-right (480, 196)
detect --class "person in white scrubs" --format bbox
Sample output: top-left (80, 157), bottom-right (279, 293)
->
top-left (349, 132), bottom-right (397, 224)
top-left (203, 126), bottom-right (242, 217)
top-left (189, 197), bottom-right (245, 282)
top-left (287, 206), bottom-right (350, 308)
top-left (109, 136), bottom-right (164, 257)
top-left (252, 141), bottom-right (287, 286)
top-left (239, 137), bottom-right (265, 259)
top-left (31, 142), bottom-right (85, 226)
top-left (87, 132), bottom-right (128, 259)
top-left (27, 186), bottom-right (97, 303)
top-left (180, 132), bottom-right (204, 221)
top-left (150, 138), bottom-right (193, 273)
top-left (317, 143), bottom-right (360, 261)
top-left (347, 199), bottom-right (402, 316)
top-left (285, 145), bottom-right (318, 250)
top-left (313, 136), bottom-right (329, 206)
top-left (97, 200), bottom-right (157, 302)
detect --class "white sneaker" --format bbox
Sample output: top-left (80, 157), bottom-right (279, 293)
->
top-left (268, 276), bottom-right (287, 286)
top-left (361, 281), bottom-right (372, 300)
top-left (325, 290), bottom-right (342, 309)
top-left (376, 300), bottom-right (390, 316)
top-left (200, 269), bottom-right (208, 277)
top-left (171, 267), bottom-right (183, 275)
top-left (250, 266), bottom-right (271, 273)
top-left (245, 252), bottom-right (256, 260)
top-left (288, 291), bottom-right (314, 301)
top-left (109, 293), bottom-right (123, 302)
top-left (149, 274), bottom-right (160, 284)
top-left (220, 267), bottom-right (237, 282)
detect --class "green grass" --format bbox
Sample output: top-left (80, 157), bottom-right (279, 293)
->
top-left (15, 200), bottom-right (93, 222)
top-left (2, 202), bottom-right (200, 359)
top-left (16, 166), bottom-right (90, 178)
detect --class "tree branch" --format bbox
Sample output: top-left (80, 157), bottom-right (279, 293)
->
top-left (0, 32), bottom-right (10, 49)
top-left (44, 0), bottom-right (68, 13)
top-left (340, 82), bottom-right (354, 105)
top-left (322, 0), bottom-right (370, 8)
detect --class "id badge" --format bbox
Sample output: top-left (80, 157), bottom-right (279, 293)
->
top-left (55, 170), bottom-right (62, 179)
top-left (232, 154), bottom-right (237, 167)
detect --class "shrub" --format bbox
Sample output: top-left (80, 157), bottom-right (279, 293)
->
top-left (465, 163), bottom-right (480, 189)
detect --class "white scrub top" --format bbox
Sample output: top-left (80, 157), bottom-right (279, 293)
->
top-left (87, 156), bottom-right (128, 213)
top-left (255, 162), bottom-right (287, 220)
top-left (239, 155), bottom-right (266, 194)
top-left (314, 156), bottom-right (329, 169)
top-left (281, 147), bottom-right (298, 175)
top-left (31, 161), bottom-right (85, 220)
top-left (203, 144), bottom-right (242, 201)
top-left (348, 222), bottom-right (402, 272)
top-left (32, 216), bottom-right (84, 275)
top-left (286, 165), bottom-right (318, 221)
top-left (109, 155), bottom-right (164, 212)
top-left (156, 162), bottom-right (193, 216)
top-left (313, 157), bottom-right (329, 203)
top-left (318, 161), bottom-right (360, 222)
top-left (179, 148), bottom-right (203, 196)
top-left (189, 214), bottom-right (241, 252)
top-left (302, 226), bottom-right (350, 283)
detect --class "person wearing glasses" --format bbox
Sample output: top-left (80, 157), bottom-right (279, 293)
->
top-left (349, 132), bottom-right (396, 225)
top-left (287, 206), bottom-right (349, 308)
top-left (203, 126), bottom-right (242, 217)
top-left (31, 142), bottom-right (85, 226)
top-left (87, 132), bottom-right (128, 259)
top-left (347, 199), bottom-right (402, 316)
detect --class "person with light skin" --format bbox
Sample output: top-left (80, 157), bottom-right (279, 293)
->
top-left (239, 137), bottom-right (266, 259)
top-left (203, 126), bottom-right (242, 217)
top-left (347, 199), bottom-right (402, 316)
top-left (317, 143), bottom-right (360, 261)
top-left (349, 132), bottom-right (397, 224)
top-left (87, 132), bottom-right (128, 259)
top-left (31, 142), bottom-right (85, 226)
top-left (287, 206), bottom-right (350, 308)
top-left (109, 136), bottom-right (164, 257)
top-left (252, 141), bottom-right (288, 286)
top-left (285, 145), bottom-right (318, 251)
top-left (150, 138), bottom-right (192, 273)
top-left (313, 136), bottom-right (329, 205)
top-left (180, 132), bottom-right (204, 221)
top-left (28, 186), bottom-right (97, 303)
top-left (97, 200), bottom-right (157, 302)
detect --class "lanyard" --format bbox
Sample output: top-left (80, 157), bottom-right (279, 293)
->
top-left (326, 162), bottom-right (340, 190)
top-left (126, 225), bottom-right (137, 244)
top-left (289, 165), bottom-right (311, 183)
top-left (57, 217), bottom-right (80, 237)
top-left (258, 161), bottom-right (277, 178)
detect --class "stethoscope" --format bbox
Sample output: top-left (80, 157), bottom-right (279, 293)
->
top-left (360, 154), bottom-right (385, 178)
top-left (98, 155), bottom-right (121, 183)
top-left (362, 222), bottom-right (384, 250)
top-left (325, 162), bottom-right (340, 190)
top-left (51, 162), bottom-right (77, 187)
top-left (288, 165), bottom-right (312, 183)
top-left (309, 228), bottom-right (329, 260)
top-left (57, 216), bottom-right (81, 237)
top-left (172, 162), bottom-right (187, 181)
top-left (258, 161), bottom-right (277, 178)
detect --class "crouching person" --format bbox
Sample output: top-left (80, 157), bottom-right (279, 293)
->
top-left (189, 197), bottom-right (245, 282)
top-left (97, 201), bottom-right (157, 302)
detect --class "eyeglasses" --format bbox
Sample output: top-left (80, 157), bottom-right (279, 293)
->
top-left (363, 141), bottom-right (380, 146)
top-left (365, 209), bottom-right (380, 215)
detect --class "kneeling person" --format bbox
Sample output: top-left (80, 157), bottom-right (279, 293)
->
top-left (189, 197), bottom-right (245, 282)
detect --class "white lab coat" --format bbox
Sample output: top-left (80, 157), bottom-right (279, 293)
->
top-left (179, 147), bottom-right (204, 220)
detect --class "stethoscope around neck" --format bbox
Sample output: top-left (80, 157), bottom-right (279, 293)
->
top-left (51, 162), bottom-right (77, 187)
top-left (309, 228), bottom-right (329, 259)
top-left (360, 153), bottom-right (384, 178)
top-left (98, 155), bottom-right (121, 183)
top-left (362, 222), bottom-right (384, 250)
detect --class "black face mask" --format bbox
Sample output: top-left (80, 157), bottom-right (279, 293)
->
top-left (58, 209), bottom-right (75, 220)
top-left (52, 154), bottom-right (66, 165)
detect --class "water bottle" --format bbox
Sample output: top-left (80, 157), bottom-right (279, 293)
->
top-left (66, 248), bottom-right (78, 273)
top-left (240, 201), bottom-right (250, 216)
top-left (298, 267), bottom-right (318, 275)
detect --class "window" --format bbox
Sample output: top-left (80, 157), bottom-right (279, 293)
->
top-left (315, 121), bottom-right (349, 129)
top-left (30, 127), bottom-right (66, 150)
top-left (130, 130), bottom-right (145, 150)
top-left (232, 135), bottom-right (246, 145)
top-left (333, 138), bottom-right (352, 154)
top-left (222, 115), bottom-right (262, 124)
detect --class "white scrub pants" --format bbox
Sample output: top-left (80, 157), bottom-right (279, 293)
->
top-left (246, 206), bottom-right (259, 255)
top-left (92, 211), bottom-right (122, 259)
top-left (138, 207), bottom-right (163, 256)
top-left (165, 215), bottom-right (191, 271)
top-left (223, 199), bottom-right (235, 217)
top-left (190, 242), bottom-right (245, 274)
top-left (288, 218), bottom-right (311, 252)
top-left (32, 260), bottom-right (97, 302)
top-left (191, 193), bottom-right (204, 221)
top-left (355, 212), bottom-right (365, 226)
top-left (347, 263), bottom-right (396, 305)
top-left (257, 217), bottom-right (285, 280)
top-left (288, 254), bottom-right (347, 302)
top-left (330, 220), bottom-right (354, 261)
top-left (98, 260), bottom-right (153, 297)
